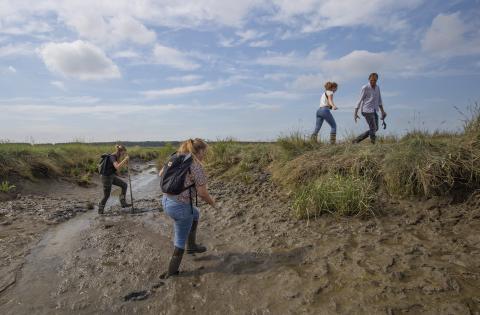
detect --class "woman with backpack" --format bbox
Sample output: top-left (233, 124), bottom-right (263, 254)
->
top-left (310, 81), bottom-right (339, 144)
top-left (97, 144), bottom-right (131, 214)
top-left (159, 138), bottom-right (217, 278)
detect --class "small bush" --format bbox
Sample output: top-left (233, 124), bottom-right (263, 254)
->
top-left (293, 175), bottom-right (376, 219)
top-left (0, 181), bottom-right (16, 193)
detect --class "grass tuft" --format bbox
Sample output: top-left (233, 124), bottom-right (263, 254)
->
top-left (293, 175), bottom-right (376, 219)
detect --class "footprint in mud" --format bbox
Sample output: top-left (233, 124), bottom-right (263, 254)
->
top-left (184, 246), bottom-right (310, 276)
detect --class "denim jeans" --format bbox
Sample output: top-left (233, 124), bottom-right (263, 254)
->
top-left (162, 195), bottom-right (200, 249)
top-left (99, 175), bottom-right (127, 207)
top-left (312, 107), bottom-right (337, 135)
top-left (355, 112), bottom-right (379, 143)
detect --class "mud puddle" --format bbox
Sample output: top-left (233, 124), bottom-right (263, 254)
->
top-left (0, 163), bottom-right (163, 314)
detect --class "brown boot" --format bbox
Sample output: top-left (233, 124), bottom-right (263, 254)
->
top-left (186, 220), bottom-right (206, 254)
top-left (330, 133), bottom-right (336, 145)
top-left (160, 247), bottom-right (184, 279)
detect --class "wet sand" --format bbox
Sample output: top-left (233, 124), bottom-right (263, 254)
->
top-left (0, 163), bottom-right (479, 314)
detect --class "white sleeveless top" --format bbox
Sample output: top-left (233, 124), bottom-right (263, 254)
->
top-left (319, 90), bottom-right (334, 108)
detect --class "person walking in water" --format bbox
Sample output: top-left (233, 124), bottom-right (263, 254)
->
top-left (98, 144), bottom-right (131, 214)
top-left (353, 73), bottom-right (387, 144)
top-left (159, 138), bottom-right (216, 278)
top-left (311, 81), bottom-right (338, 144)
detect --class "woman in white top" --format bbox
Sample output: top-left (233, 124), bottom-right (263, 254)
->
top-left (311, 81), bottom-right (338, 144)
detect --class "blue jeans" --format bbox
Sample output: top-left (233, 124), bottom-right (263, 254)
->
top-left (162, 195), bottom-right (200, 249)
top-left (312, 107), bottom-right (337, 135)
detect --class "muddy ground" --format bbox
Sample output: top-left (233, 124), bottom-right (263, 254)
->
top-left (1, 162), bottom-right (480, 314)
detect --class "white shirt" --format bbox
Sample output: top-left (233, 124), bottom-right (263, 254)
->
top-left (356, 84), bottom-right (383, 113)
top-left (319, 90), bottom-right (334, 108)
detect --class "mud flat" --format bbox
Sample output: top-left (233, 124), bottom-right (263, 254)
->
top-left (1, 163), bottom-right (480, 314)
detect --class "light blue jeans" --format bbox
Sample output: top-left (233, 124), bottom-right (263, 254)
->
top-left (312, 107), bottom-right (337, 135)
top-left (162, 195), bottom-right (200, 249)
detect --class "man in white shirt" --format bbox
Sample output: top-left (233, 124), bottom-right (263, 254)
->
top-left (353, 73), bottom-right (387, 144)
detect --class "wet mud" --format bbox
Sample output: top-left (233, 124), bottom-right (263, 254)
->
top-left (0, 164), bottom-right (479, 314)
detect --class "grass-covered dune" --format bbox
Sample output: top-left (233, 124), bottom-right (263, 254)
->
top-left (0, 143), bottom-right (175, 187)
top-left (205, 106), bottom-right (480, 219)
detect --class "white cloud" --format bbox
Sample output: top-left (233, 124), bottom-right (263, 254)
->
top-left (113, 49), bottom-right (141, 59)
top-left (421, 13), bottom-right (480, 58)
top-left (236, 29), bottom-right (265, 43)
top-left (8, 66), bottom-right (17, 73)
top-left (109, 15), bottom-right (156, 45)
top-left (247, 90), bottom-right (302, 100)
top-left (167, 74), bottom-right (203, 82)
top-left (0, 20), bottom-right (52, 35)
top-left (51, 81), bottom-right (66, 91)
top-left (153, 44), bottom-right (200, 70)
top-left (264, 73), bottom-right (290, 81)
top-left (270, 0), bottom-right (423, 33)
top-left (321, 50), bottom-right (390, 79)
top-left (219, 29), bottom-right (267, 47)
top-left (39, 40), bottom-right (121, 80)
top-left (0, 43), bottom-right (35, 57)
top-left (256, 46), bottom-right (425, 80)
top-left (250, 40), bottom-right (273, 48)
top-left (219, 37), bottom-right (236, 48)
top-left (142, 82), bottom-right (216, 98)
top-left (290, 74), bottom-right (325, 91)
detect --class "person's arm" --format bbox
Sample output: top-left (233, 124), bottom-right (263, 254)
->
top-left (197, 184), bottom-right (216, 208)
top-left (327, 93), bottom-right (337, 110)
top-left (378, 88), bottom-right (386, 119)
top-left (113, 155), bottom-right (129, 170)
top-left (354, 87), bottom-right (366, 122)
top-left (158, 167), bottom-right (164, 177)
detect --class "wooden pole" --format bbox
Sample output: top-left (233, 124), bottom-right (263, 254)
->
top-left (127, 164), bottom-right (134, 213)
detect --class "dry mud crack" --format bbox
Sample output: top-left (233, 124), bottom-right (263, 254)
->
top-left (0, 166), bottom-right (479, 314)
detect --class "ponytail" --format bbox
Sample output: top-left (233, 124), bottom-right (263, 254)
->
top-left (178, 138), bottom-right (208, 162)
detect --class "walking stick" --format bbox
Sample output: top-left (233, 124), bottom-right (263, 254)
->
top-left (127, 163), bottom-right (135, 213)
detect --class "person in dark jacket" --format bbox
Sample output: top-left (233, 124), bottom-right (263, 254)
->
top-left (98, 144), bottom-right (131, 214)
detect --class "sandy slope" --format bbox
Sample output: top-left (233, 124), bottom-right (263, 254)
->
top-left (0, 163), bottom-right (479, 314)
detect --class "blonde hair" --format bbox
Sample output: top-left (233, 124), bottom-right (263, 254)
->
top-left (324, 81), bottom-right (338, 91)
top-left (115, 144), bottom-right (127, 155)
top-left (178, 138), bottom-right (208, 162)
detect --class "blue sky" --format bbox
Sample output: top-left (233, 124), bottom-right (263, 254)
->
top-left (0, 0), bottom-right (479, 142)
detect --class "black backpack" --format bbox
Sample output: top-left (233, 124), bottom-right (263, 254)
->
top-left (98, 154), bottom-right (116, 176)
top-left (160, 153), bottom-right (196, 209)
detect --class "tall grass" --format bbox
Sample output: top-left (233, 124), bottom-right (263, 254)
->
top-left (276, 131), bottom-right (322, 160)
top-left (293, 175), bottom-right (376, 219)
top-left (0, 143), bottom-right (161, 183)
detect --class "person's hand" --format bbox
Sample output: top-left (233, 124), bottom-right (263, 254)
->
top-left (354, 114), bottom-right (360, 123)
top-left (381, 111), bottom-right (387, 119)
top-left (332, 106), bottom-right (338, 110)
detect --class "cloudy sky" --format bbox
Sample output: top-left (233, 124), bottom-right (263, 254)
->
top-left (0, 0), bottom-right (479, 142)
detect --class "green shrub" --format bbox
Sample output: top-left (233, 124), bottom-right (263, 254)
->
top-left (293, 175), bottom-right (376, 219)
top-left (0, 181), bottom-right (16, 193)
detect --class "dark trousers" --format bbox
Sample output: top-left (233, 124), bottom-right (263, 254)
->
top-left (99, 175), bottom-right (127, 207)
top-left (355, 112), bottom-right (379, 144)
